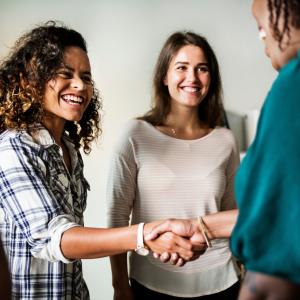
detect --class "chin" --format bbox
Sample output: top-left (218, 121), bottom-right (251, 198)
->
top-left (65, 115), bottom-right (84, 122)
top-left (184, 100), bottom-right (203, 107)
top-left (271, 60), bottom-right (280, 71)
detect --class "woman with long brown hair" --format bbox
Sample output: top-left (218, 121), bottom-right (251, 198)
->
top-left (107, 31), bottom-right (240, 299)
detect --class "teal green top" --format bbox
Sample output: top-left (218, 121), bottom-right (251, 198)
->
top-left (231, 51), bottom-right (300, 284)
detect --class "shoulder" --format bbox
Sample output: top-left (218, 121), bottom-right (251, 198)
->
top-left (0, 130), bottom-right (41, 169)
top-left (121, 119), bottom-right (150, 135)
top-left (270, 55), bottom-right (300, 101)
top-left (213, 127), bottom-right (237, 146)
top-left (116, 119), bottom-right (152, 142)
top-left (279, 53), bottom-right (300, 82)
top-left (261, 55), bottom-right (300, 125)
top-left (0, 129), bottom-right (37, 149)
top-left (210, 127), bottom-right (239, 157)
top-left (111, 119), bottom-right (154, 156)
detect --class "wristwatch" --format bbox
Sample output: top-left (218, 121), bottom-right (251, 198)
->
top-left (135, 223), bottom-right (149, 256)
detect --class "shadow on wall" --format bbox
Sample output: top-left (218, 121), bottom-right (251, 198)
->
top-left (226, 110), bottom-right (260, 153)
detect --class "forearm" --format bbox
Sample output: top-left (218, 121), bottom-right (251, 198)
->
top-left (61, 225), bottom-right (138, 259)
top-left (61, 221), bottom-right (163, 259)
top-left (193, 209), bottom-right (238, 239)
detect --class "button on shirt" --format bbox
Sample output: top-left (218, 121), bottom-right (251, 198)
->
top-left (0, 125), bottom-right (90, 299)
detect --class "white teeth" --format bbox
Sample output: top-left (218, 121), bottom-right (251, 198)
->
top-left (182, 87), bottom-right (200, 92)
top-left (61, 95), bottom-right (84, 104)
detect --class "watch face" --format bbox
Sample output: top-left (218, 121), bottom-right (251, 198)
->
top-left (136, 247), bottom-right (149, 256)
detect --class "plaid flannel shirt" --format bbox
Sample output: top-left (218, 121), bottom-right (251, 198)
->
top-left (0, 125), bottom-right (90, 299)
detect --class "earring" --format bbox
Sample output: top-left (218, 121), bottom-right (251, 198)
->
top-left (258, 28), bottom-right (266, 41)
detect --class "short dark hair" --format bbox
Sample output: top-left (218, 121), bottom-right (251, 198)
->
top-left (139, 31), bottom-right (224, 128)
top-left (0, 21), bottom-right (102, 153)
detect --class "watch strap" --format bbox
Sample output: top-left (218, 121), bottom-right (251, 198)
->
top-left (136, 222), bottom-right (145, 249)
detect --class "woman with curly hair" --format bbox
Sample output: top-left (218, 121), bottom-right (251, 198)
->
top-left (0, 21), bottom-right (201, 299)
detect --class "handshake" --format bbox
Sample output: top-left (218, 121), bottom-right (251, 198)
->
top-left (142, 210), bottom-right (237, 266)
top-left (143, 218), bottom-right (211, 267)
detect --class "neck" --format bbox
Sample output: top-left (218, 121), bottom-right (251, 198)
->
top-left (42, 115), bottom-right (66, 146)
top-left (165, 107), bottom-right (202, 131)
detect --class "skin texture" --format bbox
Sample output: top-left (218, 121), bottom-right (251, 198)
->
top-left (146, 210), bottom-right (238, 247)
top-left (164, 45), bottom-right (211, 109)
top-left (158, 45), bottom-right (213, 140)
top-left (43, 46), bottom-right (93, 127)
top-left (43, 46), bottom-right (93, 171)
top-left (60, 223), bottom-right (198, 259)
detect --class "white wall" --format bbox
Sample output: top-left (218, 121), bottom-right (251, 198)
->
top-left (0, 0), bottom-right (276, 299)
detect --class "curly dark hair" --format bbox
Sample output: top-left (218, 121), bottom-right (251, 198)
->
top-left (0, 21), bottom-right (102, 154)
top-left (268, 0), bottom-right (300, 49)
top-left (139, 31), bottom-right (224, 128)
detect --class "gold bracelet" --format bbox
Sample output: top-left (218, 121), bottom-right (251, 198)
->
top-left (197, 216), bottom-right (212, 248)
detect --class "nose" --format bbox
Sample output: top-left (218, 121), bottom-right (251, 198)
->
top-left (186, 68), bottom-right (198, 82)
top-left (71, 76), bottom-right (86, 90)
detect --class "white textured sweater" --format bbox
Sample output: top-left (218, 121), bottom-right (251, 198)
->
top-left (107, 119), bottom-right (240, 297)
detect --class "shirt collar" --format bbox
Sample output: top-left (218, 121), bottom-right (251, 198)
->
top-left (29, 124), bottom-right (76, 152)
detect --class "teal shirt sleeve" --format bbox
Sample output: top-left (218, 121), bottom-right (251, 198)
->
top-left (231, 52), bottom-right (300, 284)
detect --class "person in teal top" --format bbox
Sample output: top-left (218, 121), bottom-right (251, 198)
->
top-left (147, 0), bottom-right (300, 299)
top-left (230, 0), bottom-right (300, 298)
top-left (231, 42), bottom-right (300, 282)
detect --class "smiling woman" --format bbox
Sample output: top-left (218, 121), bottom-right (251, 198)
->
top-left (107, 31), bottom-right (241, 300)
top-left (43, 47), bottom-right (93, 124)
top-left (163, 44), bottom-right (211, 110)
top-left (0, 21), bottom-right (202, 300)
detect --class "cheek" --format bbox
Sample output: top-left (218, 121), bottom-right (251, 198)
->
top-left (43, 84), bottom-right (54, 104)
top-left (47, 79), bottom-right (58, 91)
top-left (165, 72), bottom-right (182, 87)
top-left (87, 86), bottom-right (94, 101)
top-left (201, 74), bottom-right (211, 88)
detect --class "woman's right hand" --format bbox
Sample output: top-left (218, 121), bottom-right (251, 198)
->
top-left (145, 230), bottom-right (194, 261)
top-left (145, 218), bottom-right (207, 265)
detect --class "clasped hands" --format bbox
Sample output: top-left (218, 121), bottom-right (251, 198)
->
top-left (144, 219), bottom-right (208, 267)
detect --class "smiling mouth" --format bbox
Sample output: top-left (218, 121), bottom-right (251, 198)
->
top-left (61, 94), bottom-right (84, 105)
top-left (181, 86), bottom-right (201, 93)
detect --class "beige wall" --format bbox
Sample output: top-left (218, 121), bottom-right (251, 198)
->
top-left (0, 0), bottom-right (276, 298)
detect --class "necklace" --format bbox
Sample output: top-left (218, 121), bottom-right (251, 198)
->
top-left (169, 126), bottom-right (211, 139)
top-left (170, 128), bottom-right (177, 137)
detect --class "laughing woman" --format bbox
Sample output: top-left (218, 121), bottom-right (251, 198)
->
top-left (0, 22), bottom-right (199, 300)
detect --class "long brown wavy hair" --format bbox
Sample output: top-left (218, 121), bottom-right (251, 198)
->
top-left (0, 21), bottom-right (102, 154)
top-left (268, 0), bottom-right (300, 49)
top-left (139, 31), bottom-right (224, 128)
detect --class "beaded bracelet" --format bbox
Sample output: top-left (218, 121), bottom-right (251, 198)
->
top-left (197, 216), bottom-right (212, 248)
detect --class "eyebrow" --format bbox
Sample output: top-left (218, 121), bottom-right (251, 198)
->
top-left (61, 65), bottom-right (92, 76)
top-left (174, 61), bottom-right (208, 66)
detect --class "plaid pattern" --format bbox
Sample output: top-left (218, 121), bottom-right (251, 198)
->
top-left (0, 126), bottom-right (90, 299)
